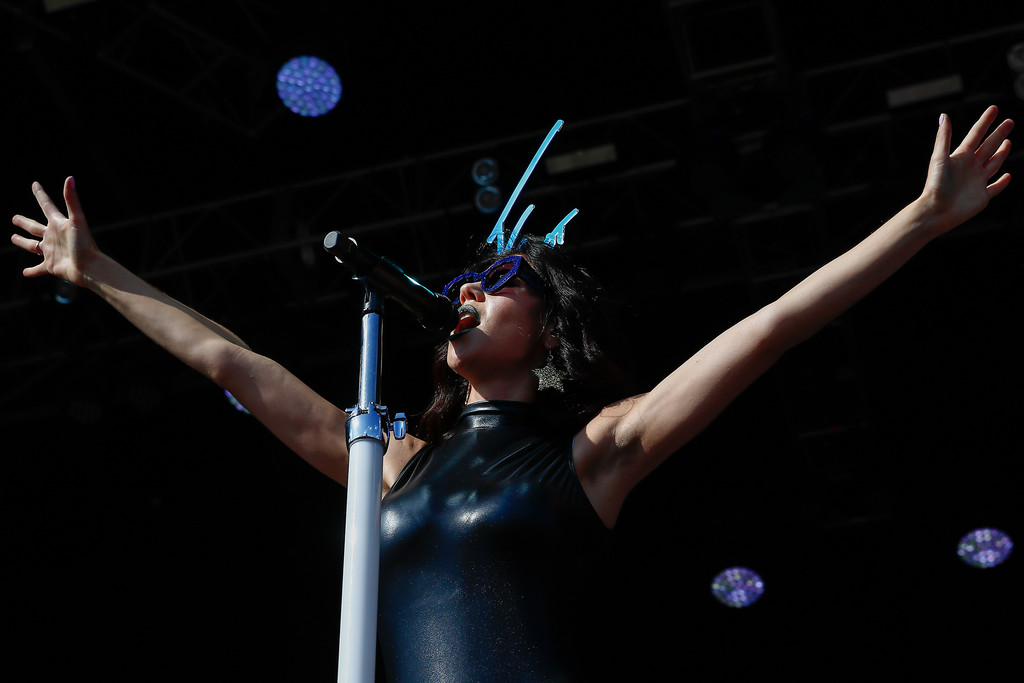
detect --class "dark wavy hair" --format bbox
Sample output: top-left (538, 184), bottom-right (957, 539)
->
top-left (417, 237), bottom-right (631, 443)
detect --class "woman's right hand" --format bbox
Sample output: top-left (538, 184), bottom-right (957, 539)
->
top-left (11, 176), bottom-right (98, 287)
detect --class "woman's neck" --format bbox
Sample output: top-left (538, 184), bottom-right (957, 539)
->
top-left (465, 377), bottom-right (537, 405)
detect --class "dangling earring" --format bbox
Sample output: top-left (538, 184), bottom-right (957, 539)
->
top-left (533, 350), bottom-right (565, 393)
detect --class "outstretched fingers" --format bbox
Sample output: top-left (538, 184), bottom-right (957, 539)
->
top-left (11, 180), bottom-right (70, 279)
top-left (10, 211), bottom-right (47, 277)
top-left (11, 212), bottom-right (44, 237)
top-left (10, 231), bottom-right (48, 278)
top-left (63, 176), bottom-right (85, 226)
top-left (32, 180), bottom-right (72, 228)
top-left (987, 172), bottom-right (1012, 199)
top-left (932, 112), bottom-right (953, 162)
top-left (986, 156), bottom-right (1012, 199)
top-left (978, 117), bottom-right (1014, 198)
top-left (977, 118), bottom-right (1014, 166)
top-left (943, 107), bottom-right (1014, 197)
top-left (10, 232), bottom-right (39, 254)
top-left (954, 105), bottom-right (1001, 156)
top-left (21, 260), bottom-right (49, 279)
top-left (985, 136), bottom-right (1012, 173)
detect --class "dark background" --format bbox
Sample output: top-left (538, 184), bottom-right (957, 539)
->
top-left (3, 1), bottom-right (1022, 679)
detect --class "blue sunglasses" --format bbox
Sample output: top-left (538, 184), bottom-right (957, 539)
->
top-left (442, 255), bottom-right (545, 303)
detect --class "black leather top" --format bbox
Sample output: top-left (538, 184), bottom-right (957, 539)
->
top-left (378, 400), bottom-right (610, 682)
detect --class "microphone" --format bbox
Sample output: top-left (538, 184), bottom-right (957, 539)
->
top-left (323, 232), bottom-right (458, 334)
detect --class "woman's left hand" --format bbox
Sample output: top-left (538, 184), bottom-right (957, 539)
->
top-left (921, 106), bottom-right (1013, 235)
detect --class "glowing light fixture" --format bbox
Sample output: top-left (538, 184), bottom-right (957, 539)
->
top-left (711, 566), bottom-right (765, 608)
top-left (471, 158), bottom-right (499, 186)
top-left (277, 56), bottom-right (342, 117)
top-left (474, 186), bottom-right (502, 214)
top-left (1009, 44), bottom-right (1024, 101)
top-left (55, 279), bottom-right (77, 304)
top-left (957, 527), bottom-right (1013, 568)
top-left (471, 158), bottom-right (501, 214)
top-left (1008, 43), bottom-right (1024, 72)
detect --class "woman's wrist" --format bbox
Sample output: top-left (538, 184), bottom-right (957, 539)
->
top-left (79, 249), bottom-right (122, 294)
top-left (901, 196), bottom-right (951, 243)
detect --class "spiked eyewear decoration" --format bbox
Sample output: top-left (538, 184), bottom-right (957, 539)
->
top-left (485, 120), bottom-right (579, 254)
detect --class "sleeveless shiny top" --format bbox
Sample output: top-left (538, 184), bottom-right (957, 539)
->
top-left (378, 401), bottom-right (610, 682)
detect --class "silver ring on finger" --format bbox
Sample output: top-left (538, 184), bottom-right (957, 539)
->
top-left (35, 241), bottom-right (42, 255)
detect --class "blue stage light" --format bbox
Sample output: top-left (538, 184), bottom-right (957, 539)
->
top-left (711, 566), bottom-right (765, 608)
top-left (474, 186), bottom-right (502, 214)
top-left (471, 158), bottom-right (499, 186)
top-left (54, 279), bottom-right (77, 304)
top-left (957, 527), bottom-right (1013, 568)
top-left (276, 56), bottom-right (342, 117)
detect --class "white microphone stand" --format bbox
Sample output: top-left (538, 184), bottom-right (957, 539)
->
top-left (335, 284), bottom-right (406, 683)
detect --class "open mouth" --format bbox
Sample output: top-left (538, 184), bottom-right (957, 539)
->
top-left (449, 305), bottom-right (480, 340)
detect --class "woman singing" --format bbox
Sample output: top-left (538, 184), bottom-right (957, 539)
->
top-left (11, 106), bottom-right (1013, 681)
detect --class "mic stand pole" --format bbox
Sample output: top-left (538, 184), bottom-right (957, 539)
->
top-left (337, 283), bottom-right (407, 683)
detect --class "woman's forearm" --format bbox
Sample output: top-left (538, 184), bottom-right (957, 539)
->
top-left (82, 250), bottom-right (251, 378)
top-left (761, 197), bottom-right (938, 354)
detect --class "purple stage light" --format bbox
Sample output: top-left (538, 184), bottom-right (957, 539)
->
top-left (276, 56), bottom-right (342, 117)
top-left (957, 527), bottom-right (1014, 568)
top-left (711, 566), bottom-right (765, 608)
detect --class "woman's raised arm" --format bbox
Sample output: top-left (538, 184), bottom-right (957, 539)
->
top-left (575, 106), bottom-right (1013, 528)
top-left (11, 177), bottom-right (362, 486)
